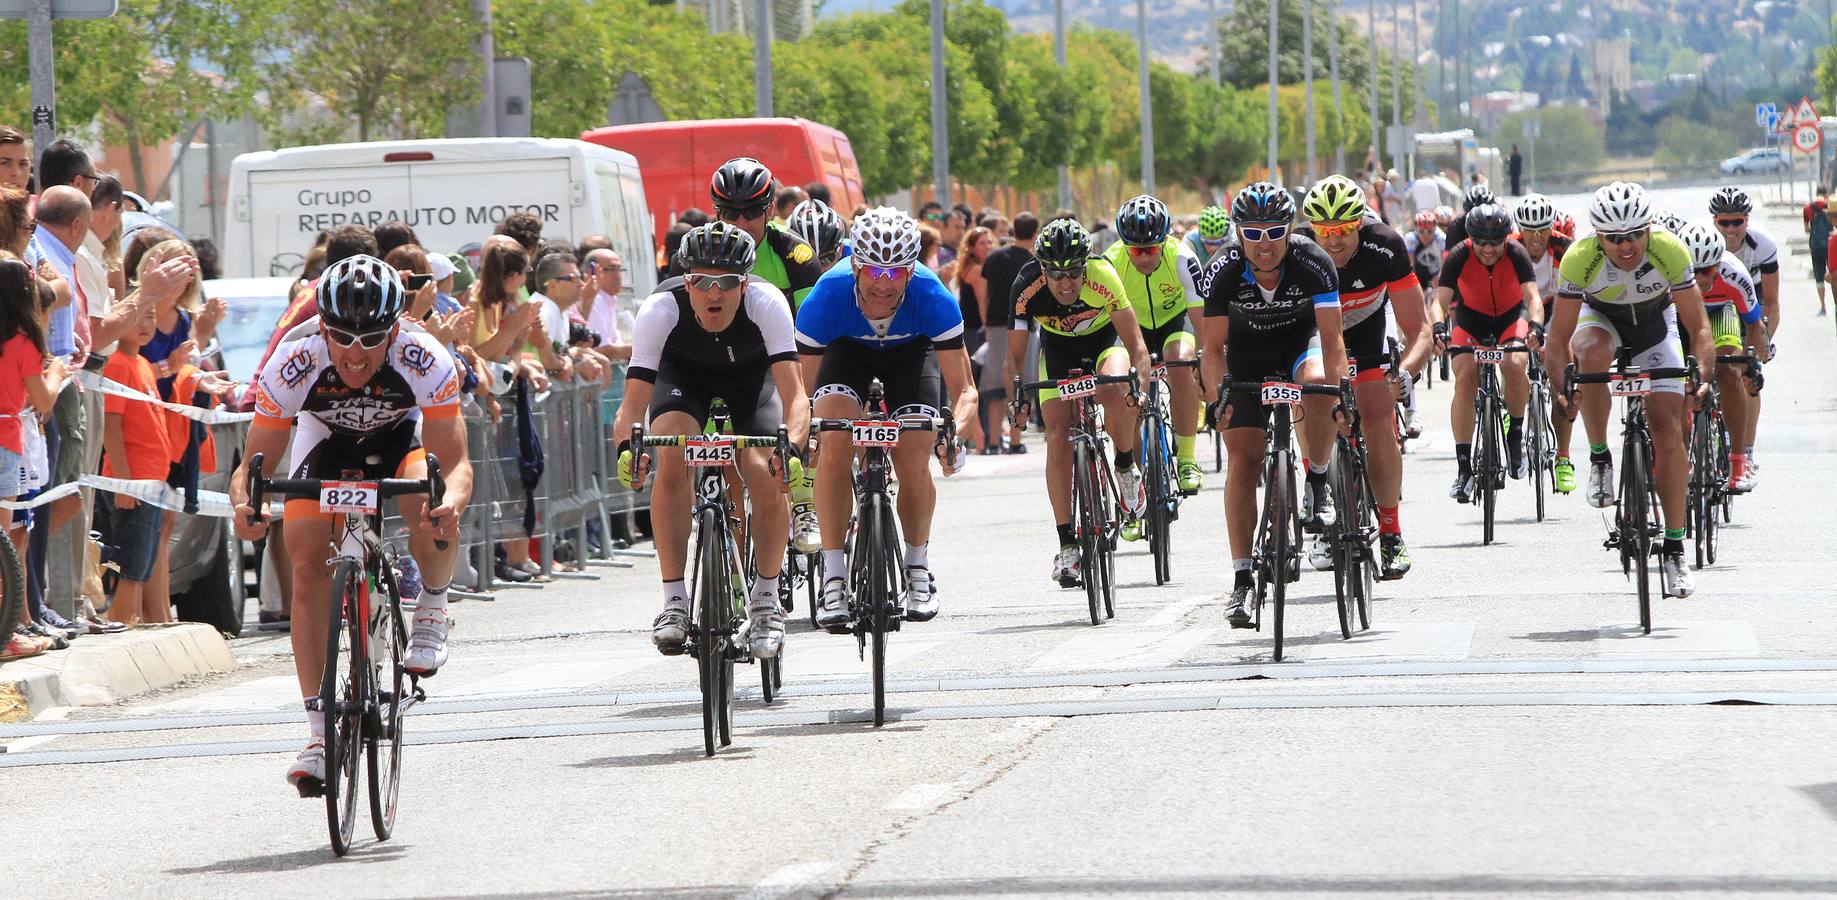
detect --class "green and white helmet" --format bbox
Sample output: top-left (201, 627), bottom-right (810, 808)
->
top-left (1301, 174), bottom-right (1368, 224)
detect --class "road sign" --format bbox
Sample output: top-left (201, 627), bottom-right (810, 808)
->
top-left (1793, 96), bottom-right (1819, 126)
top-left (0, 0), bottom-right (114, 17)
top-left (1793, 123), bottom-right (1823, 154)
top-left (1757, 102), bottom-right (1778, 127)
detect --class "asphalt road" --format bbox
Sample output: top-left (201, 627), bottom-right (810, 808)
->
top-left (2, 188), bottom-right (1834, 898)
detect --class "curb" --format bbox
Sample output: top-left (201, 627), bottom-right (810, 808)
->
top-left (0, 623), bottom-right (236, 723)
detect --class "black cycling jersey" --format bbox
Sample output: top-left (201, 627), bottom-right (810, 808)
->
top-left (1200, 235), bottom-right (1342, 339)
top-left (626, 276), bottom-right (799, 384)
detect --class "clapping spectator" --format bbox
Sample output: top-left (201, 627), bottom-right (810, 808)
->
top-left (101, 303), bottom-right (173, 625)
top-left (578, 248), bottom-right (632, 362)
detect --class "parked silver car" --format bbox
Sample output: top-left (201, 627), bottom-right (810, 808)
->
top-left (1720, 147), bottom-right (1792, 175)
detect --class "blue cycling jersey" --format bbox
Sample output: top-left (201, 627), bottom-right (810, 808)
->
top-left (794, 261), bottom-right (967, 352)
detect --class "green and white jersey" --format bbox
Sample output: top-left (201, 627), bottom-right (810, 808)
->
top-left (1555, 230), bottom-right (1694, 326)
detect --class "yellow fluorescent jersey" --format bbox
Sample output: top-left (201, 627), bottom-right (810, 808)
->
top-left (1010, 256), bottom-right (1130, 337)
top-left (1100, 236), bottom-right (1204, 328)
top-left (1556, 229), bottom-right (1694, 325)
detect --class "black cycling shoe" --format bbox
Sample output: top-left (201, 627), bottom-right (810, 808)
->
top-left (1225, 583), bottom-right (1254, 628)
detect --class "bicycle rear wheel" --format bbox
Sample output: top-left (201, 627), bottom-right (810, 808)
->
top-left (1477, 388), bottom-right (1501, 546)
top-left (1074, 441), bottom-right (1104, 627)
top-left (1329, 446), bottom-right (1355, 640)
top-left (1266, 448), bottom-right (1294, 662)
top-left (867, 494), bottom-right (900, 727)
top-left (1689, 410), bottom-right (1712, 570)
top-left (324, 560), bottom-right (365, 856)
top-left (367, 556), bottom-right (407, 842)
top-left (694, 511), bottom-right (728, 756)
top-left (1530, 384), bottom-right (1551, 522)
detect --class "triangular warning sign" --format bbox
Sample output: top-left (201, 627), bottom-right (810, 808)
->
top-left (1794, 95), bottom-right (1819, 125)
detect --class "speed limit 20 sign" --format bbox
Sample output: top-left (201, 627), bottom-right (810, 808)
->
top-left (1793, 123), bottom-right (1823, 154)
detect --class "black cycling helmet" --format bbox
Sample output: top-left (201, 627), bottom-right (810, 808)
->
top-left (317, 254), bottom-right (406, 335)
top-left (1464, 183), bottom-right (1496, 210)
top-left (1230, 181), bottom-right (1295, 225)
top-left (1709, 185), bottom-right (1753, 216)
top-left (676, 221), bottom-right (757, 273)
top-left (710, 157), bottom-right (774, 211)
top-left (1035, 218), bottom-right (1093, 269)
top-left (1464, 203), bottom-right (1513, 243)
top-left (787, 199), bottom-right (845, 260)
top-left (1115, 195), bottom-right (1172, 246)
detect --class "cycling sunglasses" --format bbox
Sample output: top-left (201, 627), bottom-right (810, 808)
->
top-left (858, 263), bottom-right (912, 281)
top-left (1237, 223), bottom-right (1289, 243)
top-left (1714, 217), bottom-right (1748, 229)
top-left (325, 325), bottom-right (392, 350)
top-left (1043, 265), bottom-right (1086, 281)
top-left (1519, 227), bottom-right (1553, 238)
top-left (716, 203), bottom-right (770, 221)
top-left (1597, 229), bottom-right (1648, 245)
top-left (1312, 220), bottom-right (1360, 239)
top-left (1125, 243), bottom-right (1162, 256)
top-left (1472, 238), bottom-right (1506, 248)
top-left (685, 273), bottom-right (746, 292)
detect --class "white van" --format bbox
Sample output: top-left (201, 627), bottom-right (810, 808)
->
top-left (221, 137), bottom-right (656, 296)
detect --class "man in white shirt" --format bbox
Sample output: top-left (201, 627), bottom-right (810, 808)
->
top-left (579, 248), bottom-right (633, 362)
top-left (529, 252), bottom-right (607, 385)
top-left (1407, 174), bottom-right (1442, 217)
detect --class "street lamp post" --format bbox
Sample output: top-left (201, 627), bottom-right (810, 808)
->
top-left (1055, 0), bottom-right (1071, 209)
top-left (754, 0), bottom-right (773, 117)
top-left (1303, 0), bottom-right (1316, 186)
top-left (1138, 0), bottom-right (1155, 193)
top-left (1329, 0), bottom-right (1347, 175)
top-left (930, 0), bottom-right (949, 207)
top-left (1267, 0), bottom-right (1280, 179)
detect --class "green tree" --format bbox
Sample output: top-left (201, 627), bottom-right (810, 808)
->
top-left (0, 0), bottom-right (287, 195)
top-left (272, 0), bottom-right (481, 142)
top-left (1498, 106), bottom-right (1604, 175)
top-left (1654, 114), bottom-right (1738, 168)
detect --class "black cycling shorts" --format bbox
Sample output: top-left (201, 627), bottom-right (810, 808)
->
top-left (290, 418), bottom-right (422, 481)
top-left (1139, 310), bottom-right (1196, 353)
top-left (1223, 328), bottom-right (1322, 431)
top-left (1343, 310), bottom-right (1392, 375)
top-left (811, 338), bottom-right (943, 417)
top-left (1035, 325), bottom-right (1127, 401)
top-left (650, 361), bottom-right (781, 434)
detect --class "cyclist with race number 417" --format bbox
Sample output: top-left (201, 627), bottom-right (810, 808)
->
top-left (230, 255), bottom-right (474, 796)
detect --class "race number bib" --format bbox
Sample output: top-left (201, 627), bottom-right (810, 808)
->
top-left (1611, 376), bottom-right (1652, 397)
top-left (1149, 363), bottom-right (1169, 383)
top-left (1057, 375), bottom-right (1098, 399)
top-left (851, 421), bottom-right (901, 447)
top-left (319, 481), bottom-right (380, 515)
top-left (1474, 348), bottom-right (1507, 364)
top-left (1261, 382), bottom-right (1304, 406)
top-left (683, 437), bottom-right (736, 467)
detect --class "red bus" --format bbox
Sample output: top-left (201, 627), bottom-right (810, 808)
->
top-left (582, 117), bottom-right (867, 247)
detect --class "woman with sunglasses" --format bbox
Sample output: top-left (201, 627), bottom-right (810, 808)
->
top-left (1197, 182), bottom-right (1347, 629)
top-left (795, 208), bottom-right (975, 629)
top-left (613, 222), bottom-right (810, 661)
top-left (1007, 218), bottom-right (1153, 590)
top-left (230, 254), bottom-right (474, 795)
top-left (1547, 181), bottom-right (1715, 600)
top-left (1296, 175), bottom-right (1432, 580)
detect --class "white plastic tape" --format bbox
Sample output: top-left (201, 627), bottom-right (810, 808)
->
top-left (72, 369), bottom-right (255, 425)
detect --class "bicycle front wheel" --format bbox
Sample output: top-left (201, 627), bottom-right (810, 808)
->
top-left (1477, 389), bottom-right (1501, 546)
top-left (1530, 384), bottom-right (1551, 522)
top-left (323, 560), bottom-right (365, 856)
top-left (1623, 435), bottom-right (1653, 634)
top-left (1145, 415), bottom-right (1172, 586)
top-left (866, 494), bottom-right (902, 727)
top-left (368, 556), bottom-right (407, 842)
top-left (1074, 441), bottom-right (1104, 627)
top-left (694, 511), bottom-right (729, 756)
top-left (1266, 448), bottom-right (1294, 662)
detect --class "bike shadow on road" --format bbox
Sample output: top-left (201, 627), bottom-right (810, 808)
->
top-left (167, 840), bottom-right (410, 874)
top-left (572, 746), bottom-right (757, 768)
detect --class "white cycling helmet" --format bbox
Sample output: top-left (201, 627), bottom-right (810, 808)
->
top-left (1678, 222), bottom-right (1726, 271)
top-left (1653, 209), bottom-right (1687, 234)
top-left (1513, 194), bottom-right (1556, 231)
top-left (850, 206), bottom-right (922, 268)
top-left (1588, 181), bottom-right (1653, 233)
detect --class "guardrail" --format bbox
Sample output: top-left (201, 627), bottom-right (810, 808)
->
top-left (370, 367), bottom-right (652, 599)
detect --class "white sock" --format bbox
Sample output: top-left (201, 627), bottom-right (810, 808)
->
top-left (417, 582), bottom-right (449, 614)
top-left (822, 549), bottom-right (846, 578)
top-left (1233, 558), bottom-right (1254, 573)
top-left (903, 541), bottom-right (929, 569)
top-left (751, 575), bottom-right (779, 606)
top-left (304, 697), bottom-right (325, 739)
top-left (662, 579), bottom-right (688, 607)
top-left (1308, 460), bottom-right (1329, 476)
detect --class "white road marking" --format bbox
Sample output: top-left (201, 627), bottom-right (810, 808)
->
top-left (1597, 620), bottom-right (1760, 655)
top-left (1143, 594), bottom-right (1210, 628)
top-left (133, 675), bottom-right (298, 715)
top-left (883, 781), bottom-right (961, 811)
top-left (443, 652), bottom-right (662, 697)
top-left (734, 861), bottom-right (834, 900)
top-left (1028, 627), bottom-right (1217, 672)
top-left (782, 639), bottom-right (939, 678)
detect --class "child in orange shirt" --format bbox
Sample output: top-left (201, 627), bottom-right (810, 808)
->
top-left (101, 303), bottom-right (174, 625)
top-left (0, 256), bottom-right (67, 658)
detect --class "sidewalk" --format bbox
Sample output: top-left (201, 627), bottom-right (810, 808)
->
top-left (0, 623), bottom-right (235, 723)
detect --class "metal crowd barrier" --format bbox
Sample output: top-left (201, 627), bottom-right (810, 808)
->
top-left (377, 370), bottom-right (652, 599)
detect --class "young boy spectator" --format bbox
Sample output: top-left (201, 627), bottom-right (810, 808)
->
top-left (101, 303), bottom-right (174, 625)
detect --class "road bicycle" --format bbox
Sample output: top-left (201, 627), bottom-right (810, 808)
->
top-left (812, 379), bottom-right (953, 727)
top-left (1565, 350), bottom-right (1694, 634)
top-left (1326, 373), bottom-right (1377, 639)
top-left (1450, 343), bottom-right (1534, 545)
top-left (1014, 370), bottom-right (1136, 627)
top-left (1220, 376), bottom-right (1349, 661)
top-left (247, 451), bottom-right (446, 856)
top-left (1688, 350), bottom-right (1762, 569)
top-left (1138, 355), bottom-right (1200, 585)
top-left (1526, 350), bottom-right (1558, 522)
top-left (630, 403), bottom-right (790, 753)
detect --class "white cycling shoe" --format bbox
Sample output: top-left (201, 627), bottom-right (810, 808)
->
top-left (903, 565), bottom-right (939, 621)
top-left (816, 578), bottom-right (852, 633)
top-left (746, 598), bottom-right (786, 659)
top-left (1663, 552), bottom-right (1695, 598)
top-left (1587, 458), bottom-right (1616, 509)
top-left (1115, 466), bottom-right (1145, 517)
top-left (651, 598), bottom-right (692, 655)
top-left (791, 501), bottom-right (822, 553)
top-left (287, 739), bottom-right (327, 797)
top-left (404, 609), bottom-right (449, 675)
top-left (1051, 544), bottom-right (1082, 588)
